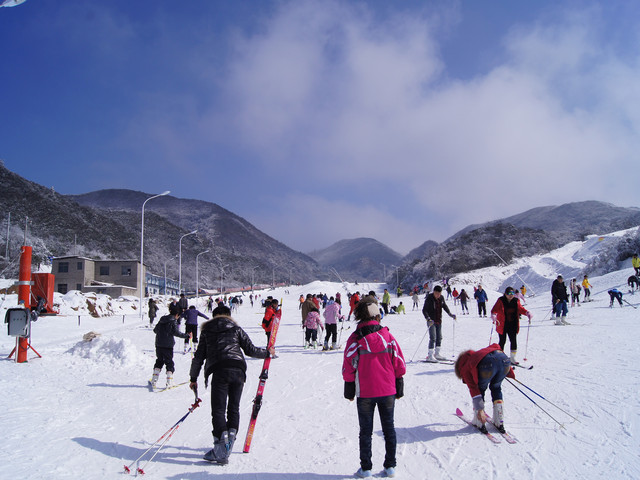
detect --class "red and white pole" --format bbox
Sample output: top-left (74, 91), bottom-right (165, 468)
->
top-left (17, 245), bottom-right (32, 363)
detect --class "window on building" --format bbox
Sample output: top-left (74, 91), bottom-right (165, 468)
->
top-left (121, 266), bottom-right (132, 276)
top-left (77, 262), bottom-right (83, 270)
top-left (99, 266), bottom-right (110, 276)
top-left (58, 284), bottom-right (68, 294)
top-left (76, 284), bottom-right (82, 291)
top-left (58, 262), bottom-right (69, 273)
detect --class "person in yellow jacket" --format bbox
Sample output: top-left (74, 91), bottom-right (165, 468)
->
top-left (582, 275), bottom-right (592, 302)
top-left (632, 254), bottom-right (640, 276)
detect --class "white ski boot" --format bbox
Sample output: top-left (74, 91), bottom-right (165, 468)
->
top-left (492, 400), bottom-right (505, 433)
top-left (166, 370), bottom-right (173, 388)
top-left (434, 347), bottom-right (447, 361)
top-left (425, 349), bottom-right (437, 363)
top-left (150, 368), bottom-right (161, 389)
top-left (510, 350), bottom-right (518, 365)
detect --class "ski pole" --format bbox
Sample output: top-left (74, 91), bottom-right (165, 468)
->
top-left (522, 322), bottom-right (531, 362)
top-left (452, 316), bottom-right (456, 358)
top-left (511, 378), bottom-right (580, 423)
top-left (506, 378), bottom-right (565, 429)
top-left (488, 321), bottom-right (494, 345)
top-left (410, 329), bottom-right (429, 363)
top-left (124, 397), bottom-right (202, 475)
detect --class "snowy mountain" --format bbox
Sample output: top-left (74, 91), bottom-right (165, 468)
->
top-left (396, 201), bottom-right (640, 290)
top-left (0, 165), bottom-right (322, 288)
top-left (69, 189), bottom-right (323, 288)
top-left (1, 227), bottom-right (638, 479)
top-left (307, 237), bottom-right (402, 282)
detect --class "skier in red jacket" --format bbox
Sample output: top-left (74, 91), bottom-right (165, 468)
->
top-left (454, 344), bottom-right (515, 434)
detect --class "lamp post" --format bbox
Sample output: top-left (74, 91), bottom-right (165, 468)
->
top-left (196, 249), bottom-right (209, 306)
top-left (219, 264), bottom-right (229, 295)
top-left (140, 190), bottom-right (170, 321)
top-left (381, 263), bottom-right (387, 282)
top-left (179, 230), bottom-right (198, 294)
top-left (391, 265), bottom-right (399, 289)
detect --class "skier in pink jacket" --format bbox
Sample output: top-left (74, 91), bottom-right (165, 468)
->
top-left (342, 295), bottom-right (406, 478)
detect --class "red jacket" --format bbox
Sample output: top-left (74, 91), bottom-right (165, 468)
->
top-left (349, 294), bottom-right (360, 313)
top-left (457, 344), bottom-right (515, 398)
top-left (490, 296), bottom-right (529, 335)
top-left (262, 306), bottom-right (277, 333)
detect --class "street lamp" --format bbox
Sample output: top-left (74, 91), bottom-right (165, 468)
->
top-left (391, 264), bottom-right (399, 289)
top-left (140, 190), bottom-right (170, 321)
top-left (179, 230), bottom-right (198, 294)
top-left (196, 249), bottom-right (209, 306)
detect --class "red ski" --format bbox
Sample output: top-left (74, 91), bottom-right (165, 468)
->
top-left (243, 304), bottom-right (282, 453)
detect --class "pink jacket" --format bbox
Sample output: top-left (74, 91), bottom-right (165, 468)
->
top-left (342, 320), bottom-right (406, 398)
top-left (304, 311), bottom-right (324, 330)
top-left (323, 302), bottom-right (342, 324)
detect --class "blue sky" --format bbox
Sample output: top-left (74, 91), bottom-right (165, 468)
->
top-left (2, 0), bottom-right (640, 255)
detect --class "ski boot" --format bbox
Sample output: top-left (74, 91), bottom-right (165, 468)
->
top-left (425, 349), bottom-right (437, 363)
top-left (492, 400), bottom-right (505, 434)
top-left (509, 350), bottom-right (519, 365)
top-left (204, 431), bottom-right (230, 465)
top-left (471, 409), bottom-right (488, 434)
top-left (322, 341), bottom-right (329, 351)
top-left (434, 347), bottom-right (447, 361)
top-left (150, 368), bottom-right (161, 389)
top-left (330, 342), bottom-right (337, 350)
top-left (166, 370), bottom-right (173, 388)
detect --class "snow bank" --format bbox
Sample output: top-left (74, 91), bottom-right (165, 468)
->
top-left (66, 335), bottom-right (146, 367)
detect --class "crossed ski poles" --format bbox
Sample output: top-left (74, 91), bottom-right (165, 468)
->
top-left (124, 389), bottom-right (201, 475)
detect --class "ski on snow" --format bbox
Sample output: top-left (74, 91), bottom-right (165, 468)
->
top-left (423, 359), bottom-right (455, 365)
top-left (243, 301), bottom-right (282, 453)
top-left (512, 363), bottom-right (533, 370)
top-left (148, 380), bottom-right (189, 393)
top-left (485, 415), bottom-right (518, 444)
top-left (455, 408), bottom-right (501, 443)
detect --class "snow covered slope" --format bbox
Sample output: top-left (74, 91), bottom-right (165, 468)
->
top-left (0, 237), bottom-right (639, 479)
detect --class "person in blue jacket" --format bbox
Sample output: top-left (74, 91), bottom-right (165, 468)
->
top-left (608, 288), bottom-right (623, 307)
top-left (474, 285), bottom-right (489, 317)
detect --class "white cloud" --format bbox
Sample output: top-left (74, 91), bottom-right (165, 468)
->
top-left (214, 1), bottom-right (640, 243)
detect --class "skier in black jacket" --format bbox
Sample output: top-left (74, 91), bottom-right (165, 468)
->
top-left (189, 305), bottom-right (274, 465)
top-left (551, 275), bottom-right (570, 325)
top-left (151, 311), bottom-right (190, 388)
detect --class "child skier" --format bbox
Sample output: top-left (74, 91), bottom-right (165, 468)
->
top-left (323, 297), bottom-right (343, 350)
top-left (454, 344), bottom-right (515, 434)
top-left (151, 310), bottom-right (190, 389)
top-left (183, 305), bottom-right (209, 354)
top-left (304, 306), bottom-right (324, 348)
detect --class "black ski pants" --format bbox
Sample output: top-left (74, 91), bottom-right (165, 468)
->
top-left (210, 367), bottom-right (246, 439)
top-left (153, 347), bottom-right (175, 373)
top-left (498, 320), bottom-right (519, 352)
top-left (324, 323), bottom-right (337, 343)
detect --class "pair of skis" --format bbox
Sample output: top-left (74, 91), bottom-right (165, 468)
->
top-left (148, 380), bottom-right (189, 393)
top-left (243, 300), bottom-right (282, 453)
top-left (455, 408), bottom-right (517, 444)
